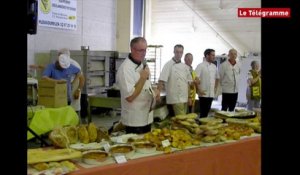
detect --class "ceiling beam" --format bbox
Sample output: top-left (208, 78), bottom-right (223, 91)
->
top-left (182, 0), bottom-right (247, 56)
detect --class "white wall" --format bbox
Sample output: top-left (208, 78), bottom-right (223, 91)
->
top-left (149, 33), bottom-right (231, 70)
top-left (116, 0), bottom-right (133, 52)
top-left (147, 0), bottom-right (232, 70)
top-left (27, 0), bottom-right (117, 66)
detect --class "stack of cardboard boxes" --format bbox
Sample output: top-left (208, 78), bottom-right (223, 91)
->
top-left (37, 80), bottom-right (67, 108)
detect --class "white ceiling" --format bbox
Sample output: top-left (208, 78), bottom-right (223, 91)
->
top-left (149, 0), bottom-right (261, 56)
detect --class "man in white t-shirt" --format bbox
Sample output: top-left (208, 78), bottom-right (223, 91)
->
top-left (195, 49), bottom-right (219, 118)
top-left (116, 37), bottom-right (156, 134)
top-left (157, 44), bottom-right (193, 116)
top-left (58, 48), bottom-right (85, 122)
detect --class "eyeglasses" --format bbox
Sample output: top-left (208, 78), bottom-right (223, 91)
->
top-left (133, 48), bottom-right (147, 53)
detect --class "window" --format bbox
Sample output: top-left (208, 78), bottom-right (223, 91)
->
top-left (133, 0), bottom-right (144, 36)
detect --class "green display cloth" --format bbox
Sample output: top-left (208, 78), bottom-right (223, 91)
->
top-left (27, 106), bottom-right (79, 140)
top-left (27, 105), bottom-right (45, 126)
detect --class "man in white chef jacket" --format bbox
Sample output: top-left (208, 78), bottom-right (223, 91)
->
top-left (116, 37), bottom-right (156, 134)
top-left (157, 44), bottom-right (193, 116)
top-left (195, 49), bottom-right (220, 118)
top-left (219, 48), bottom-right (241, 112)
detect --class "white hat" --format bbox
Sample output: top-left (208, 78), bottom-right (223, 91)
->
top-left (58, 54), bottom-right (71, 69)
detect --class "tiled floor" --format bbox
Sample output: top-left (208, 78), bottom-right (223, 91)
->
top-left (90, 100), bottom-right (223, 129)
top-left (90, 113), bottom-right (121, 130)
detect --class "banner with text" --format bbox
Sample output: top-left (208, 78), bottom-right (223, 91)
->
top-left (38, 0), bottom-right (77, 30)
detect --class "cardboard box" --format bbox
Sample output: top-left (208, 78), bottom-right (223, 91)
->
top-left (37, 80), bottom-right (67, 108)
top-left (39, 79), bottom-right (66, 88)
top-left (38, 96), bottom-right (67, 108)
top-left (38, 87), bottom-right (66, 97)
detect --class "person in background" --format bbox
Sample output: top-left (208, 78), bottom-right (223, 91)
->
top-left (42, 52), bottom-right (81, 107)
top-left (157, 44), bottom-right (193, 116)
top-left (116, 37), bottom-right (156, 134)
top-left (246, 60), bottom-right (261, 110)
top-left (57, 48), bottom-right (86, 123)
top-left (195, 48), bottom-right (219, 118)
top-left (184, 53), bottom-right (200, 113)
top-left (219, 48), bottom-right (241, 111)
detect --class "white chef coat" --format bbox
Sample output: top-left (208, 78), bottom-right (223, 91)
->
top-left (195, 60), bottom-right (219, 98)
top-left (159, 59), bottom-right (193, 104)
top-left (219, 59), bottom-right (241, 93)
top-left (116, 58), bottom-right (154, 127)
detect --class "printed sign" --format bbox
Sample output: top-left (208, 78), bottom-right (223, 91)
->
top-left (38, 0), bottom-right (77, 30)
top-left (103, 143), bottom-right (111, 152)
top-left (162, 139), bottom-right (171, 147)
top-left (114, 154), bottom-right (127, 164)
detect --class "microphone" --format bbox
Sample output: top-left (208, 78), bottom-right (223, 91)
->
top-left (142, 59), bottom-right (149, 80)
top-left (142, 59), bottom-right (147, 69)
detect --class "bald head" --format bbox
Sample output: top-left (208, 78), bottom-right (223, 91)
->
top-left (130, 37), bottom-right (147, 63)
top-left (228, 48), bottom-right (237, 61)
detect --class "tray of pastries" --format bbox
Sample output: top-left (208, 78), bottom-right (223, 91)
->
top-left (214, 110), bottom-right (256, 119)
top-left (109, 144), bottom-right (135, 159)
top-left (82, 150), bottom-right (112, 165)
top-left (133, 142), bottom-right (157, 154)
